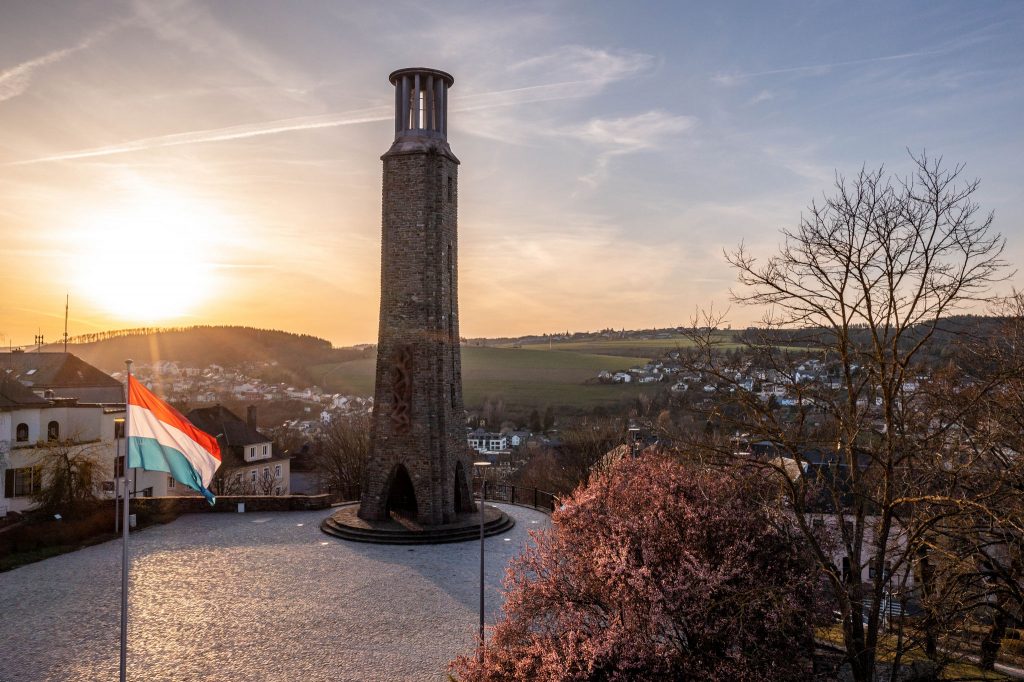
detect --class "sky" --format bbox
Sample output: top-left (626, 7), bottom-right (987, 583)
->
top-left (1, 0), bottom-right (1022, 347)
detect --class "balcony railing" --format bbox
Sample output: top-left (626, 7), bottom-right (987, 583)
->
top-left (324, 482), bottom-right (557, 514)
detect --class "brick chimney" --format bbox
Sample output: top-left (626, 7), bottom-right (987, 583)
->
top-left (247, 405), bottom-right (258, 428)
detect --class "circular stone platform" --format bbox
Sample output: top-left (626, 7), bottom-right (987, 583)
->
top-left (320, 502), bottom-right (515, 544)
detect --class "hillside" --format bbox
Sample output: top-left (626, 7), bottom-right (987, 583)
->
top-left (54, 326), bottom-right (368, 383)
top-left (312, 346), bottom-right (660, 412)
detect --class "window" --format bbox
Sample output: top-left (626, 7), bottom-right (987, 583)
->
top-left (274, 464), bottom-right (282, 479)
top-left (4, 466), bottom-right (42, 498)
top-left (263, 467), bottom-right (270, 480)
top-left (15, 423), bottom-right (28, 442)
top-left (274, 486), bottom-right (281, 496)
top-left (812, 518), bottom-right (825, 529)
top-left (114, 420), bottom-right (125, 439)
top-left (47, 421), bottom-right (60, 441)
top-left (250, 470), bottom-right (257, 483)
top-left (114, 455), bottom-right (125, 478)
top-left (167, 476), bottom-right (176, 490)
top-left (262, 444), bottom-right (268, 456)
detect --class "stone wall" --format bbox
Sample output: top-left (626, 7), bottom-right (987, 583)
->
top-left (360, 138), bottom-right (475, 525)
top-left (131, 494), bottom-right (331, 516)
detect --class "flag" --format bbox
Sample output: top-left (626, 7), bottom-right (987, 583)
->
top-left (127, 375), bottom-right (221, 504)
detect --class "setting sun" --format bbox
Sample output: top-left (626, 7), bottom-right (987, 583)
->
top-left (71, 184), bottom-right (227, 323)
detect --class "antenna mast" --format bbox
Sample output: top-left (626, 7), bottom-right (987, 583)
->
top-left (63, 294), bottom-right (69, 353)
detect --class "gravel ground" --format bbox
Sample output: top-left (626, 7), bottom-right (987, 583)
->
top-left (0, 504), bottom-right (549, 682)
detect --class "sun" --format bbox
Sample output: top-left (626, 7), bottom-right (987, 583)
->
top-left (72, 185), bottom-right (226, 323)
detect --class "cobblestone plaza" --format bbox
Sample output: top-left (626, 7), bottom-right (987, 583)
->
top-left (0, 504), bottom-right (548, 681)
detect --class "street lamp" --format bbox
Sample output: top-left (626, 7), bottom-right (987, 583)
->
top-left (113, 418), bottom-right (125, 533)
top-left (628, 426), bottom-right (641, 458)
top-left (474, 460), bottom-right (492, 663)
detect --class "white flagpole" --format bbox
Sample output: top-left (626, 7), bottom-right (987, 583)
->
top-left (119, 359), bottom-right (133, 682)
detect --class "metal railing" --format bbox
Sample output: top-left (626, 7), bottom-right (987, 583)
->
top-left (477, 481), bottom-right (556, 514)
top-left (327, 481), bottom-right (557, 514)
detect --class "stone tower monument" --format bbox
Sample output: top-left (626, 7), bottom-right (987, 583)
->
top-left (358, 68), bottom-right (475, 525)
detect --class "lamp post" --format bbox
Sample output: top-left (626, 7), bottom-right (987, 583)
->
top-left (114, 418), bottom-right (125, 533)
top-left (474, 460), bottom-right (492, 663)
top-left (628, 426), bottom-right (641, 458)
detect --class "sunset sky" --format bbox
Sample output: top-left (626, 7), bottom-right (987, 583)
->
top-left (1, 1), bottom-right (1022, 347)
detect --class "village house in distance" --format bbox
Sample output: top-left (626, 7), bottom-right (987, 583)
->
top-left (1, 351), bottom-right (289, 517)
top-left (186, 405), bottom-right (290, 496)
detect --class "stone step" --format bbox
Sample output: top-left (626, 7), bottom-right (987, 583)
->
top-left (320, 515), bottom-right (515, 543)
top-left (322, 513), bottom-right (512, 539)
top-left (320, 512), bottom-right (515, 545)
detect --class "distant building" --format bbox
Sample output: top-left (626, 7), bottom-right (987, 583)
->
top-left (506, 430), bottom-right (531, 448)
top-left (0, 375), bottom-right (128, 515)
top-left (467, 428), bottom-right (507, 454)
top-left (1, 351), bottom-right (124, 403)
top-left (187, 405), bottom-right (290, 496)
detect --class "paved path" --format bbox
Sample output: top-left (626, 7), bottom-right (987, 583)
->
top-left (0, 504), bottom-right (549, 681)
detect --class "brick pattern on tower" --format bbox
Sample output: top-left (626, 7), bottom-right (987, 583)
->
top-left (359, 68), bottom-right (475, 525)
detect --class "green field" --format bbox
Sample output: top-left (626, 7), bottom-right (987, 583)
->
top-left (508, 334), bottom-right (809, 358)
top-left (311, 346), bottom-right (663, 411)
top-left (506, 333), bottom-right (749, 358)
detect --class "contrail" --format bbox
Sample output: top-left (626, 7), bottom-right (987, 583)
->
top-left (711, 48), bottom-right (948, 85)
top-left (10, 107), bottom-right (392, 165)
top-left (0, 22), bottom-right (124, 103)
top-left (10, 78), bottom-right (612, 165)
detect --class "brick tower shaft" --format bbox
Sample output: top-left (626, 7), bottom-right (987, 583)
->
top-left (359, 68), bottom-right (474, 525)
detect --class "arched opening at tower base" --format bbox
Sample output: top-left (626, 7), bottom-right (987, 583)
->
top-left (453, 460), bottom-right (473, 514)
top-left (385, 464), bottom-right (418, 518)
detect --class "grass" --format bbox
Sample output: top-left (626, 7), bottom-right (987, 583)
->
top-left (817, 624), bottom-right (1013, 680)
top-left (507, 334), bottom-right (811, 358)
top-left (0, 506), bottom-right (181, 572)
top-left (511, 335), bottom-right (715, 358)
top-left (0, 535), bottom-right (116, 572)
top-left (311, 346), bottom-right (664, 411)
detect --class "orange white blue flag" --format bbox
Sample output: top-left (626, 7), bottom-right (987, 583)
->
top-left (126, 375), bottom-right (221, 504)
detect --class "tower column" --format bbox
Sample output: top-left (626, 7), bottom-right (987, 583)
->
top-left (358, 68), bottom-right (472, 525)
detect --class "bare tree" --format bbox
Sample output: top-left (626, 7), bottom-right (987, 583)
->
top-left (923, 292), bottom-right (1024, 670)
top-left (556, 417), bottom-right (626, 491)
top-left (311, 414), bottom-right (370, 498)
top-left (681, 153), bottom-right (1007, 681)
top-left (31, 436), bottom-right (104, 517)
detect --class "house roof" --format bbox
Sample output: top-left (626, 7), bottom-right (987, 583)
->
top-left (0, 352), bottom-right (123, 403)
top-left (0, 375), bottom-right (50, 409)
top-left (186, 405), bottom-right (284, 470)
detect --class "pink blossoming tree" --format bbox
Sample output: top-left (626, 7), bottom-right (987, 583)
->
top-left (452, 454), bottom-right (826, 681)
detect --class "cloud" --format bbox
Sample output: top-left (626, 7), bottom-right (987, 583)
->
top-left (453, 46), bottom-right (657, 145)
top-left (508, 45), bottom-right (655, 88)
top-left (567, 110), bottom-right (696, 153)
top-left (462, 221), bottom-right (687, 327)
top-left (0, 23), bottom-right (119, 103)
top-left (711, 48), bottom-right (949, 86)
top-left (11, 71), bottom-right (666, 165)
top-left (561, 110), bottom-right (697, 186)
top-left (132, 0), bottom-right (315, 99)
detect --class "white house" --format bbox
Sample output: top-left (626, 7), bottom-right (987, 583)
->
top-left (467, 428), bottom-right (508, 454)
top-left (0, 376), bottom-right (164, 514)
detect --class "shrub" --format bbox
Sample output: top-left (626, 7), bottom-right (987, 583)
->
top-left (452, 454), bottom-right (825, 681)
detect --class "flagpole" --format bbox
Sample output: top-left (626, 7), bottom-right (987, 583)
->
top-left (120, 359), bottom-right (133, 682)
